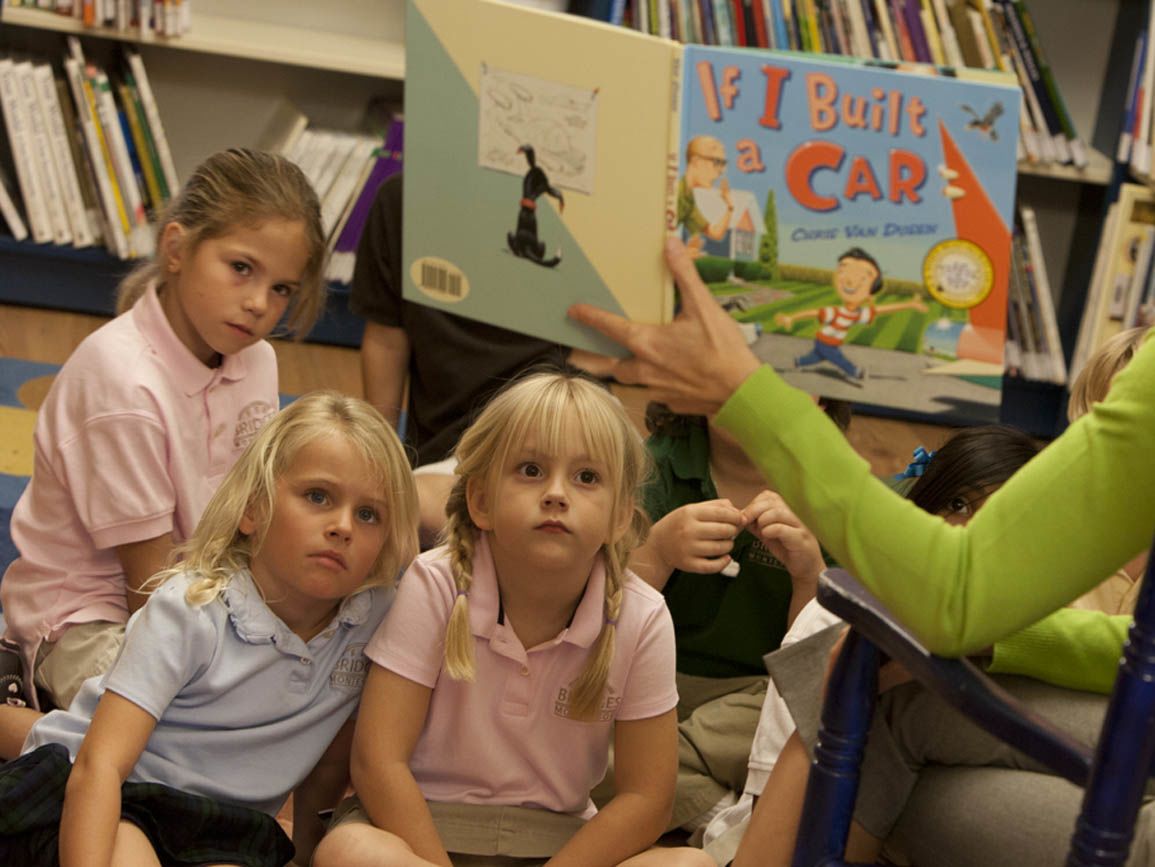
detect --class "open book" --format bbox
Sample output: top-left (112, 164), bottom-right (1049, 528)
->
top-left (403, 0), bottom-right (1021, 421)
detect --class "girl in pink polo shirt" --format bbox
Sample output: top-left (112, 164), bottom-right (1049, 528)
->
top-left (0, 149), bottom-right (328, 746)
top-left (314, 371), bottom-right (713, 867)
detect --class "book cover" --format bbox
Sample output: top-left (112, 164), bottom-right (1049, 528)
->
top-left (402, 0), bottom-right (681, 357)
top-left (676, 46), bottom-right (1021, 419)
top-left (405, 0), bottom-right (1019, 419)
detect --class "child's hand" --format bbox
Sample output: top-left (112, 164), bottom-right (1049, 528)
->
top-left (651, 499), bottom-right (746, 575)
top-left (775, 312), bottom-right (793, 330)
top-left (741, 491), bottom-right (825, 586)
top-left (910, 295), bottom-right (929, 313)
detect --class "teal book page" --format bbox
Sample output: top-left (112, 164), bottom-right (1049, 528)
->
top-left (403, 0), bottom-right (678, 357)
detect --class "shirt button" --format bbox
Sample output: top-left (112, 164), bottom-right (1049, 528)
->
top-left (300, 657), bottom-right (312, 665)
top-left (520, 665), bottom-right (530, 676)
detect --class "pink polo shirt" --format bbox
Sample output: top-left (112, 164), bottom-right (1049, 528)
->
top-left (366, 535), bottom-right (678, 818)
top-left (1, 285), bottom-right (278, 671)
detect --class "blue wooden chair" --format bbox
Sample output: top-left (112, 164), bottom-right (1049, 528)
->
top-left (792, 533), bottom-right (1155, 867)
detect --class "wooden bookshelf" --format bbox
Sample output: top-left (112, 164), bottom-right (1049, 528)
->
top-left (1, 6), bottom-right (405, 80)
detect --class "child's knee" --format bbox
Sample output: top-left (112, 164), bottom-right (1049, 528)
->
top-left (313, 823), bottom-right (411, 867)
top-left (652, 847), bottom-right (718, 867)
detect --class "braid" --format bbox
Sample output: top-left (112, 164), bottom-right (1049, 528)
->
top-left (443, 478), bottom-right (478, 681)
top-left (563, 540), bottom-right (628, 720)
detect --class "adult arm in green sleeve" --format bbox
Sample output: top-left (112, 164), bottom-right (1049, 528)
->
top-left (714, 332), bottom-right (1155, 658)
top-left (989, 607), bottom-right (1131, 695)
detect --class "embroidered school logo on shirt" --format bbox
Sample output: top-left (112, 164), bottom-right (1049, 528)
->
top-left (233, 400), bottom-right (277, 449)
top-left (553, 685), bottom-right (622, 722)
top-left (330, 643), bottom-right (369, 691)
top-left (745, 540), bottom-right (786, 571)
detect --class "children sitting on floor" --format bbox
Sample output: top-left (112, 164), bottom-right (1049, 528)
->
top-left (0, 391), bottom-right (418, 867)
top-left (313, 371), bottom-right (713, 867)
top-left (0, 149), bottom-right (327, 742)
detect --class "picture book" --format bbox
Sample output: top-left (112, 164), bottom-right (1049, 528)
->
top-left (681, 46), bottom-right (1021, 419)
top-left (403, 0), bottom-right (1022, 420)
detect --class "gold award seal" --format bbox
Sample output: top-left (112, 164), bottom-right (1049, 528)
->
top-left (922, 239), bottom-right (994, 310)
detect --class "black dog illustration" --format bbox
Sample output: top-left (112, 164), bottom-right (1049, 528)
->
top-left (507, 144), bottom-right (564, 268)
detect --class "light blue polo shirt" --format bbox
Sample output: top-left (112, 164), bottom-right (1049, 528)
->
top-left (26, 570), bottom-right (390, 815)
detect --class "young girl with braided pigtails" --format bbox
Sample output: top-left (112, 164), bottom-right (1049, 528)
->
top-left (314, 370), bottom-right (713, 867)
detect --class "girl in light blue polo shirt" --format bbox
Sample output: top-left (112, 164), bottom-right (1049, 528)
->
top-left (0, 391), bottom-right (419, 867)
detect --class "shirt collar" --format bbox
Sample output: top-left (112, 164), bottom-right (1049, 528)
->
top-left (221, 570), bottom-right (375, 648)
top-left (467, 534), bottom-right (608, 649)
top-left (132, 283), bottom-right (249, 397)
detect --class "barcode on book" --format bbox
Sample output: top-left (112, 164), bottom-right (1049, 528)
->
top-left (412, 257), bottom-right (470, 303)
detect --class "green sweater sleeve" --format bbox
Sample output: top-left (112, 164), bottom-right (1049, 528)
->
top-left (714, 331), bottom-right (1155, 658)
top-left (989, 607), bottom-right (1131, 694)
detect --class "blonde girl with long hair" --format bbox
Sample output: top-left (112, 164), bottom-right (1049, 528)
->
top-left (0, 390), bottom-right (419, 867)
top-left (0, 148), bottom-right (328, 735)
top-left (314, 370), bottom-right (714, 867)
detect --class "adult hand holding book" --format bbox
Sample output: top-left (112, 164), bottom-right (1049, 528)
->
top-left (568, 238), bottom-right (761, 416)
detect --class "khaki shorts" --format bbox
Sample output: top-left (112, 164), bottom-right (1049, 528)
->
top-left (34, 620), bottom-right (125, 710)
top-left (330, 797), bottom-right (587, 866)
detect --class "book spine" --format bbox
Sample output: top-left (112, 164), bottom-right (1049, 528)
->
top-left (122, 73), bottom-right (168, 202)
top-left (930, 0), bottom-right (963, 67)
top-left (889, 0), bottom-right (917, 61)
top-left (55, 76), bottom-right (104, 244)
top-left (1019, 205), bottom-right (1066, 383)
top-left (64, 56), bottom-right (129, 258)
top-left (1071, 202), bottom-right (1118, 380)
top-left (994, 0), bottom-right (1068, 163)
top-left (872, 0), bottom-right (899, 60)
top-left (17, 61), bottom-right (72, 244)
top-left (125, 49), bottom-right (179, 196)
top-left (0, 59), bottom-right (52, 242)
top-left (0, 168), bottom-right (30, 241)
top-left (1011, 0), bottom-right (1085, 167)
top-left (664, 47), bottom-right (682, 323)
top-left (842, 0), bottom-right (872, 57)
top-left (1118, 32), bottom-right (1146, 165)
top-left (918, 0), bottom-right (946, 65)
top-left (91, 66), bottom-right (152, 256)
top-left (35, 63), bottom-right (93, 247)
top-left (118, 81), bottom-right (162, 214)
top-left (901, 0), bottom-right (932, 63)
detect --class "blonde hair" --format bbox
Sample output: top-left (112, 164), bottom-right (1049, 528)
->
top-left (442, 371), bottom-right (651, 720)
top-left (116, 148), bottom-right (327, 339)
top-left (1068, 327), bottom-right (1150, 422)
top-left (154, 390), bottom-right (419, 607)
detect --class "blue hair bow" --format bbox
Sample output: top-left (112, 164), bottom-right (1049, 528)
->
top-left (900, 446), bottom-right (936, 479)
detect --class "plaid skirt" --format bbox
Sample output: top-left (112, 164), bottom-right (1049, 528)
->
top-left (0, 743), bottom-right (295, 867)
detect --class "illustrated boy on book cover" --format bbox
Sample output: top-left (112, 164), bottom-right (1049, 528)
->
top-left (679, 46), bottom-right (1021, 419)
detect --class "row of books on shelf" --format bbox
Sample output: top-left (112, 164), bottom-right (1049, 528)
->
top-left (6, 0), bottom-right (193, 38)
top-left (572, 0), bottom-right (1088, 172)
top-left (1072, 183), bottom-right (1155, 380)
top-left (0, 33), bottom-right (402, 289)
top-left (265, 111), bottom-right (404, 286)
top-left (0, 38), bottom-right (176, 258)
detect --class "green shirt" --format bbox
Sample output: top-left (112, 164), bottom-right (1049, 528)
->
top-left (716, 329), bottom-right (1155, 695)
top-left (644, 423), bottom-right (796, 679)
